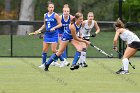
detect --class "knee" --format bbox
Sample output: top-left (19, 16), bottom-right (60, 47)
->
top-left (82, 48), bottom-right (87, 52)
top-left (43, 48), bottom-right (48, 52)
top-left (52, 49), bottom-right (57, 53)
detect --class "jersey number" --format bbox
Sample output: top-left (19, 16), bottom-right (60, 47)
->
top-left (64, 27), bottom-right (68, 31)
top-left (47, 22), bottom-right (51, 28)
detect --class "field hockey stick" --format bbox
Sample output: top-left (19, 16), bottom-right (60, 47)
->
top-left (90, 43), bottom-right (113, 58)
top-left (28, 31), bottom-right (42, 35)
top-left (116, 50), bottom-right (135, 69)
top-left (83, 34), bottom-right (96, 38)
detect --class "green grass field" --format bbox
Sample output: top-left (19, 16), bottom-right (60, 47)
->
top-left (0, 58), bottom-right (140, 93)
top-left (1, 31), bottom-right (140, 57)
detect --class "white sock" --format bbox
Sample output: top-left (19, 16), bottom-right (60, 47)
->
top-left (78, 55), bottom-right (82, 64)
top-left (81, 52), bottom-right (86, 64)
top-left (122, 58), bottom-right (129, 70)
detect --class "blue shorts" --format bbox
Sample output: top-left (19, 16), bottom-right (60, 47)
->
top-left (43, 31), bottom-right (58, 43)
top-left (61, 32), bottom-right (73, 41)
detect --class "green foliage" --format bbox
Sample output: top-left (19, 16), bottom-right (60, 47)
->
top-left (34, 0), bottom-right (117, 21)
top-left (114, 0), bottom-right (140, 22)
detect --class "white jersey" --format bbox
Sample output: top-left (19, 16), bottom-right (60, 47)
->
top-left (120, 29), bottom-right (140, 44)
top-left (81, 20), bottom-right (94, 39)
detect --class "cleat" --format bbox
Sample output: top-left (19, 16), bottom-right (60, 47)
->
top-left (74, 64), bottom-right (79, 69)
top-left (50, 62), bottom-right (55, 66)
top-left (65, 62), bottom-right (70, 66)
top-left (64, 58), bottom-right (70, 66)
top-left (50, 62), bottom-right (60, 66)
top-left (70, 65), bottom-right (75, 70)
top-left (60, 59), bottom-right (70, 67)
top-left (70, 64), bottom-right (80, 70)
top-left (60, 61), bottom-right (65, 68)
top-left (38, 64), bottom-right (45, 68)
top-left (44, 64), bottom-right (49, 71)
top-left (82, 62), bottom-right (88, 67)
top-left (116, 68), bottom-right (123, 74)
top-left (78, 63), bottom-right (83, 67)
top-left (116, 70), bottom-right (129, 74)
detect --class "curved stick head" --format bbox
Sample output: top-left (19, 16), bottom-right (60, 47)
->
top-left (108, 54), bottom-right (113, 58)
top-left (132, 65), bottom-right (135, 69)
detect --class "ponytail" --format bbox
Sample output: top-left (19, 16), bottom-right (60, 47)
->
top-left (70, 12), bottom-right (83, 24)
top-left (114, 18), bottom-right (125, 28)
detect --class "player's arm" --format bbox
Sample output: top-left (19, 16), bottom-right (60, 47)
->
top-left (50, 13), bottom-right (62, 31)
top-left (34, 14), bottom-right (46, 34)
top-left (113, 29), bottom-right (121, 50)
top-left (94, 20), bottom-right (100, 34)
top-left (70, 24), bottom-right (90, 45)
top-left (82, 20), bottom-right (86, 27)
top-left (78, 20), bottom-right (86, 38)
top-left (70, 15), bottom-right (74, 20)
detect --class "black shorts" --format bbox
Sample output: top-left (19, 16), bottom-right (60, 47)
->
top-left (128, 41), bottom-right (140, 50)
top-left (83, 38), bottom-right (90, 41)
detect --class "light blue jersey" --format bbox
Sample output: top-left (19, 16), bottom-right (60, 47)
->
top-left (44, 12), bottom-right (59, 43)
top-left (61, 22), bottom-right (82, 41)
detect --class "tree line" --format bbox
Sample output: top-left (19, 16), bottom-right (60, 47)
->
top-left (0, 0), bottom-right (139, 35)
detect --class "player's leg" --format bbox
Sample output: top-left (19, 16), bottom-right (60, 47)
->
top-left (59, 39), bottom-right (70, 67)
top-left (50, 42), bottom-right (60, 66)
top-left (39, 42), bottom-right (50, 68)
top-left (80, 42), bottom-right (88, 67)
top-left (116, 47), bottom-right (137, 74)
top-left (44, 41), bottom-right (68, 71)
top-left (70, 40), bottom-right (82, 70)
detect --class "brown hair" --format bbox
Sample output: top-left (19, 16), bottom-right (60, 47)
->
top-left (71, 12), bottom-right (83, 24)
top-left (114, 18), bottom-right (125, 28)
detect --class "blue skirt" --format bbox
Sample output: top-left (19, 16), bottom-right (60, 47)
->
top-left (43, 31), bottom-right (58, 43)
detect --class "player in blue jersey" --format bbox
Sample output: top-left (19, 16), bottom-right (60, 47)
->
top-left (35, 1), bottom-right (63, 68)
top-left (44, 12), bottom-right (90, 71)
top-left (58, 4), bottom-right (74, 67)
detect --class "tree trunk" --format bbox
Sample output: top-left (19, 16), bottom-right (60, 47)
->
top-left (17, 0), bottom-right (35, 35)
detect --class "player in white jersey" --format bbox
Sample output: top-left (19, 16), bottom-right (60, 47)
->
top-left (113, 18), bottom-right (140, 74)
top-left (78, 12), bottom-right (100, 67)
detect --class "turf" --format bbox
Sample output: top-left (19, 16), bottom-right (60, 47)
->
top-left (0, 31), bottom-right (140, 57)
top-left (0, 58), bottom-right (140, 93)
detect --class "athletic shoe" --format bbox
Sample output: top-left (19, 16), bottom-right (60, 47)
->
top-left (50, 62), bottom-right (60, 66)
top-left (116, 70), bottom-right (129, 74)
top-left (38, 64), bottom-right (45, 68)
top-left (64, 61), bottom-right (70, 66)
top-left (64, 58), bottom-right (70, 66)
top-left (44, 65), bottom-right (49, 71)
top-left (82, 62), bottom-right (88, 67)
top-left (70, 65), bottom-right (75, 70)
top-left (70, 64), bottom-right (79, 70)
top-left (60, 59), bottom-right (70, 68)
top-left (50, 62), bottom-right (55, 66)
top-left (60, 61), bottom-right (65, 68)
top-left (78, 63), bottom-right (83, 67)
top-left (115, 68), bottom-right (123, 74)
top-left (74, 64), bottom-right (79, 69)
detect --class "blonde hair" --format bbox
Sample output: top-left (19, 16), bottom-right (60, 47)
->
top-left (88, 12), bottom-right (94, 16)
top-left (63, 4), bottom-right (69, 8)
top-left (114, 18), bottom-right (125, 28)
top-left (63, 4), bottom-right (69, 11)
